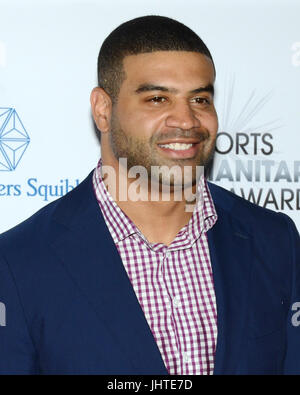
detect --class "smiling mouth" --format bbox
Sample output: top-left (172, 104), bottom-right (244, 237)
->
top-left (156, 141), bottom-right (202, 158)
top-left (158, 142), bottom-right (195, 150)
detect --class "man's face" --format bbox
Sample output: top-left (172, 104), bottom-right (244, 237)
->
top-left (108, 50), bottom-right (218, 186)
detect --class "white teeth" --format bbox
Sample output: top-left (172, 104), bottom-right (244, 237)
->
top-left (158, 143), bottom-right (193, 150)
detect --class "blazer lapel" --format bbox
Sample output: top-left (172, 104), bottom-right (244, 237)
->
top-left (48, 172), bottom-right (168, 375)
top-left (207, 183), bottom-right (253, 374)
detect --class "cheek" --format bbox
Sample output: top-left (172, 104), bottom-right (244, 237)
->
top-left (202, 110), bottom-right (218, 135)
top-left (117, 111), bottom-right (159, 140)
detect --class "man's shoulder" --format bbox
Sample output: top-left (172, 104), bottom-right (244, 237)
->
top-left (207, 181), bottom-right (295, 234)
top-left (0, 171), bottom-right (94, 252)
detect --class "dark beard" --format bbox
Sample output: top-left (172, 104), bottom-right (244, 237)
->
top-left (109, 114), bottom-right (216, 186)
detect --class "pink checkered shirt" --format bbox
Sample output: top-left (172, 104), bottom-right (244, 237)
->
top-left (92, 158), bottom-right (218, 375)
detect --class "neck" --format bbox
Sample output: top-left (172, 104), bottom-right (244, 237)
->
top-left (100, 154), bottom-right (201, 245)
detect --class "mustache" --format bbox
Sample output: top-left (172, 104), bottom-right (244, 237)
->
top-left (154, 129), bottom-right (209, 144)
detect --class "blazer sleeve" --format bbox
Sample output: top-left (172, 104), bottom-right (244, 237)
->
top-left (0, 252), bottom-right (39, 374)
top-left (283, 215), bottom-right (300, 374)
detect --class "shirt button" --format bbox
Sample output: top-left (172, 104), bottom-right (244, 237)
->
top-left (173, 296), bottom-right (180, 308)
top-left (165, 251), bottom-right (171, 258)
top-left (183, 352), bottom-right (191, 363)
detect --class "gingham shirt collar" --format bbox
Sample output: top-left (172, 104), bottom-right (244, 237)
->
top-left (93, 158), bottom-right (217, 246)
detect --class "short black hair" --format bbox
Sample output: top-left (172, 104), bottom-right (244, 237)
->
top-left (97, 15), bottom-right (215, 103)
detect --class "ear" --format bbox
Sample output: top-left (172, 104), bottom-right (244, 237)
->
top-left (90, 87), bottom-right (112, 134)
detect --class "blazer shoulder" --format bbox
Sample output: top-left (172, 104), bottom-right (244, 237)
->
top-left (0, 170), bottom-right (94, 254)
top-left (207, 181), bottom-right (296, 233)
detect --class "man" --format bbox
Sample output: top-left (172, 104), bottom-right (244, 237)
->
top-left (0, 15), bottom-right (299, 375)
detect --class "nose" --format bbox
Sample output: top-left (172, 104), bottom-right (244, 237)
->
top-left (165, 100), bottom-right (200, 130)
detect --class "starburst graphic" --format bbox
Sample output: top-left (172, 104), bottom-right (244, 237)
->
top-left (0, 108), bottom-right (30, 171)
top-left (215, 73), bottom-right (283, 160)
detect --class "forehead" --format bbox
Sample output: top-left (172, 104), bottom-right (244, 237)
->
top-left (121, 51), bottom-right (215, 91)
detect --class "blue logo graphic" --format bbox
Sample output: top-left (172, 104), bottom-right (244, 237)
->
top-left (0, 108), bottom-right (30, 171)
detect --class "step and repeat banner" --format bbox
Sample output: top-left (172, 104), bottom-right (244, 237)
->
top-left (0, 0), bottom-right (299, 233)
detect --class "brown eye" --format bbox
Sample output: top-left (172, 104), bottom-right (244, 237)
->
top-left (149, 96), bottom-right (167, 103)
top-left (192, 97), bottom-right (211, 105)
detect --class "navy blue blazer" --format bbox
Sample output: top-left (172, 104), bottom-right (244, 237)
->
top-left (0, 171), bottom-right (299, 375)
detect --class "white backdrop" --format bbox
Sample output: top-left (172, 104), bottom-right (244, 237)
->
top-left (0, 0), bottom-right (299, 233)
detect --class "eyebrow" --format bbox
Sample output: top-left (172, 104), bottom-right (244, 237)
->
top-left (134, 83), bottom-right (214, 96)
